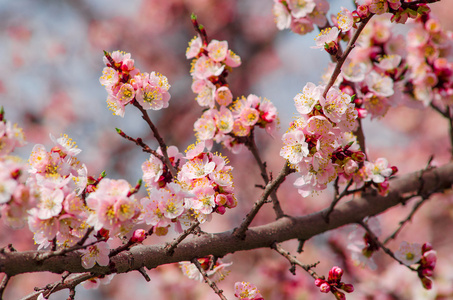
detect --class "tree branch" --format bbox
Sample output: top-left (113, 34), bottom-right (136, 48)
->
top-left (1, 162), bottom-right (452, 278)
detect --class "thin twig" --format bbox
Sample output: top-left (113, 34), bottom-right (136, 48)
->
top-left (133, 101), bottom-right (177, 178)
top-left (323, 180), bottom-right (353, 223)
top-left (192, 258), bottom-right (228, 300)
top-left (271, 242), bottom-right (320, 279)
top-left (322, 14), bottom-right (374, 98)
top-left (137, 267), bottom-right (151, 282)
top-left (358, 220), bottom-right (417, 271)
top-left (245, 133), bottom-right (285, 218)
top-left (233, 163), bottom-right (294, 239)
top-left (116, 128), bottom-right (165, 161)
top-left (0, 274), bottom-right (10, 299)
top-left (383, 196), bottom-right (428, 245)
top-left (165, 221), bottom-right (200, 256)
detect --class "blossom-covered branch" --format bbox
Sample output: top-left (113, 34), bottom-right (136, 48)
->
top-left (2, 161), bottom-right (452, 278)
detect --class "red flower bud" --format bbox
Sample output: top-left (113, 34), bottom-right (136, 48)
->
top-left (130, 229), bottom-right (146, 243)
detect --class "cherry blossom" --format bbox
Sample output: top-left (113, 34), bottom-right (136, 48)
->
top-left (395, 241), bottom-right (422, 266)
top-left (234, 281), bottom-right (264, 300)
top-left (79, 237), bottom-right (110, 269)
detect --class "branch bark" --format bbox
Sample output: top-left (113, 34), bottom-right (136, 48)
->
top-left (1, 162), bottom-right (452, 278)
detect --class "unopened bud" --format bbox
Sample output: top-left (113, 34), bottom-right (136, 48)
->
top-left (333, 289), bottom-right (346, 300)
top-left (319, 282), bottom-right (331, 293)
top-left (341, 283), bottom-right (354, 293)
top-left (420, 276), bottom-right (432, 290)
top-left (328, 266), bottom-right (343, 281)
top-left (130, 229), bottom-right (146, 243)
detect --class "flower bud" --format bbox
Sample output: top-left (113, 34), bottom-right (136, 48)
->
top-left (420, 276), bottom-right (432, 290)
top-left (328, 266), bottom-right (343, 281)
top-left (422, 242), bottom-right (433, 253)
top-left (356, 5), bottom-right (369, 19)
top-left (319, 282), bottom-right (331, 293)
top-left (333, 289), bottom-right (346, 300)
top-left (315, 278), bottom-right (325, 287)
top-left (216, 205), bottom-right (226, 215)
top-left (341, 283), bottom-right (354, 293)
top-left (130, 229), bottom-right (146, 243)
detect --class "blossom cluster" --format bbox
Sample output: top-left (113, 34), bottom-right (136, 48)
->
top-left (315, 266), bottom-right (354, 300)
top-left (0, 112), bottom-right (30, 228)
top-left (99, 50), bottom-right (171, 117)
top-left (180, 256), bottom-right (232, 283)
top-left (280, 82), bottom-right (365, 197)
top-left (141, 141), bottom-right (236, 234)
top-left (324, 8), bottom-right (453, 119)
top-left (187, 33), bottom-right (278, 153)
top-left (404, 13), bottom-right (453, 106)
top-left (395, 241), bottom-right (437, 289)
top-left (272, 0), bottom-right (330, 35)
top-left (26, 134), bottom-right (89, 249)
top-left (86, 178), bottom-right (141, 236)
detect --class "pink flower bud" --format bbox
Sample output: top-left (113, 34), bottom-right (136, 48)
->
top-left (420, 276), bottom-right (432, 290)
top-left (341, 283), bottom-right (354, 293)
top-left (319, 282), bottom-right (331, 293)
top-left (314, 278), bottom-right (324, 287)
top-left (130, 229), bottom-right (146, 243)
top-left (356, 108), bottom-right (368, 118)
top-left (328, 266), bottom-right (343, 281)
top-left (421, 268), bottom-right (434, 277)
top-left (216, 205), bottom-right (226, 215)
top-left (356, 5), bottom-right (369, 19)
top-left (422, 243), bottom-right (433, 253)
top-left (422, 250), bottom-right (437, 269)
top-left (333, 290), bottom-right (346, 300)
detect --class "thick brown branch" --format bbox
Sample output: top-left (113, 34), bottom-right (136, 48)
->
top-left (1, 162), bottom-right (452, 278)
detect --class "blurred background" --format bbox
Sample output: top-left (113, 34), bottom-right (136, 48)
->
top-left (1, 0), bottom-right (453, 299)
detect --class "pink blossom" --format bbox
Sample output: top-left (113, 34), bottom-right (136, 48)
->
top-left (141, 154), bottom-right (164, 187)
top-left (191, 56), bottom-right (225, 80)
top-left (369, 0), bottom-right (389, 15)
top-left (135, 72), bottom-right (171, 110)
top-left (207, 40), bottom-right (228, 62)
top-left (225, 50), bottom-right (242, 68)
top-left (194, 113), bottom-right (217, 141)
top-left (280, 129), bottom-right (309, 164)
top-left (99, 67), bottom-right (119, 87)
top-left (365, 71), bottom-right (394, 97)
top-left (294, 82), bottom-right (322, 115)
top-left (214, 106), bottom-right (234, 134)
top-left (362, 157), bottom-right (393, 183)
top-left (49, 133), bottom-right (81, 157)
top-left (313, 26), bottom-right (339, 50)
top-left (290, 17), bottom-right (315, 35)
top-left (192, 79), bottom-right (216, 108)
top-left (80, 237), bottom-right (110, 269)
top-left (337, 7), bottom-right (354, 32)
top-left (37, 188), bottom-right (64, 220)
top-left (186, 36), bottom-right (202, 59)
top-left (234, 281), bottom-right (264, 300)
top-left (395, 241), bottom-right (422, 266)
top-left (319, 87), bottom-right (352, 123)
top-left (288, 0), bottom-right (316, 19)
top-left (273, 1), bottom-right (291, 30)
top-left (215, 86), bottom-right (233, 106)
